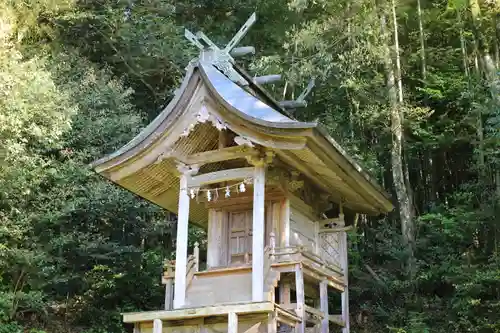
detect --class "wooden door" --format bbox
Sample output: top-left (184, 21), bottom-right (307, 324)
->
top-left (228, 210), bottom-right (253, 265)
top-left (226, 204), bottom-right (275, 265)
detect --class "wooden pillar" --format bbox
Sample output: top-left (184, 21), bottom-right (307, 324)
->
top-left (339, 214), bottom-right (350, 333)
top-left (342, 291), bottom-right (349, 333)
top-left (174, 171), bottom-right (191, 309)
top-left (268, 312), bottom-right (277, 333)
top-left (153, 319), bottom-right (162, 333)
top-left (295, 264), bottom-right (305, 333)
top-left (206, 209), bottom-right (218, 268)
top-left (320, 281), bottom-right (329, 333)
top-left (282, 198), bottom-right (290, 247)
top-left (228, 312), bottom-right (238, 333)
top-left (279, 281), bottom-right (291, 306)
top-left (164, 278), bottom-right (173, 310)
top-left (194, 241), bottom-right (200, 272)
top-left (252, 163), bottom-right (266, 302)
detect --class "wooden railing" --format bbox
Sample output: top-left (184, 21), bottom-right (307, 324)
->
top-left (271, 244), bottom-right (345, 281)
top-left (301, 250), bottom-right (343, 275)
top-left (263, 232), bottom-right (279, 300)
top-left (185, 255), bottom-right (197, 288)
top-left (185, 242), bottom-right (200, 289)
top-left (318, 227), bottom-right (348, 273)
top-left (263, 245), bottom-right (272, 280)
top-left (162, 261), bottom-right (175, 310)
top-left (282, 304), bottom-right (345, 327)
top-left (162, 242), bottom-right (200, 310)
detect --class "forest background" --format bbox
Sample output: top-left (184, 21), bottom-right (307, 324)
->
top-left (0, 0), bottom-right (499, 332)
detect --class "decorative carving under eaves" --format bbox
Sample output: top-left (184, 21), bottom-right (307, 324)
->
top-left (288, 172), bottom-right (332, 214)
top-left (287, 170), bottom-right (304, 193)
top-left (266, 167), bottom-right (288, 188)
top-left (246, 149), bottom-right (275, 167)
top-left (180, 103), bottom-right (227, 138)
top-left (317, 193), bottom-right (332, 213)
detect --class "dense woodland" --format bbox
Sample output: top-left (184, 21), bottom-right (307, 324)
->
top-left (0, 0), bottom-right (499, 332)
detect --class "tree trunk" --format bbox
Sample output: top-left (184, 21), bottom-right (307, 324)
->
top-left (457, 8), bottom-right (470, 77)
top-left (379, 3), bottom-right (415, 275)
top-left (417, 0), bottom-right (427, 80)
top-left (392, 0), bottom-right (404, 103)
top-left (470, 0), bottom-right (496, 177)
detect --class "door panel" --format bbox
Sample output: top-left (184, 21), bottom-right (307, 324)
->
top-left (229, 210), bottom-right (252, 264)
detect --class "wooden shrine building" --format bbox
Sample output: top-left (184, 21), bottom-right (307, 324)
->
top-left (91, 14), bottom-right (393, 333)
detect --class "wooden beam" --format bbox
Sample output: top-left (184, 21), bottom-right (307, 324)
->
top-left (275, 305), bottom-right (300, 326)
top-left (282, 198), bottom-right (290, 247)
top-left (254, 74), bottom-right (282, 85)
top-left (174, 172), bottom-right (191, 309)
top-left (242, 323), bottom-right (261, 333)
top-left (319, 226), bottom-right (353, 233)
top-left (122, 302), bottom-right (275, 323)
top-left (153, 319), bottom-right (162, 333)
top-left (304, 305), bottom-right (323, 321)
top-left (204, 190), bottom-right (285, 209)
top-left (279, 282), bottom-right (291, 306)
top-left (309, 137), bottom-right (388, 213)
top-left (320, 281), bottom-right (329, 333)
top-left (195, 265), bottom-right (251, 277)
top-left (277, 150), bottom-right (373, 212)
top-left (218, 129), bottom-right (229, 149)
top-left (317, 216), bottom-right (346, 227)
top-left (228, 312), bottom-right (238, 333)
top-left (187, 167), bottom-right (254, 187)
top-left (164, 278), bottom-right (173, 310)
top-left (276, 150), bottom-right (341, 200)
top-left (329, 315), bottom-right (345, 326)
top-left (268, 312), bottom-right (277, 333)
top-left (230, 46), bottom-right (256, 57)
top-left (302, 265), bottom-right (345, 292)
top-left (340, 230), bottom-right (350, 333)
top-left (185, 146), bottom-right (258, 165)
top-left (342, 291), bottom-right (349, 333)
top-left (252, 164), bottom-right (266, 301)
top-left (206, 209), bottom-right (218, 268)
top-left (295, 264), bottom-right (305, 333)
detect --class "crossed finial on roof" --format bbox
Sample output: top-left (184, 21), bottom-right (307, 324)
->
top-left (184, 13), bottom-right (315, 111)
top-left (184, 13), bottom-right (257, 86)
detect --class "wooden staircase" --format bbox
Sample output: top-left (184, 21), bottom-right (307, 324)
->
top-left (185, 269), bottom-right (252, 307)
top-left (184, 266), bottom-right (280, 308)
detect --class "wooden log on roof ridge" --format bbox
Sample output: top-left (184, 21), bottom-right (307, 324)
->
top-left (253, 75), bottom-right (282, 85)
top-left (231, 46), bottom-right (255, 57)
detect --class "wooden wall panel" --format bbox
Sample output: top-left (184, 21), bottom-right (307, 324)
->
top-left (206, 198), bottom-right (289, 267)
top-left (220, 210), bottom-right (229, 266)
top-left (207, 209), bottom-right (230, 268)
top-left (290, 205), bottom-right (317, 252)
top-left (207, 209), bottom-right (218, 268)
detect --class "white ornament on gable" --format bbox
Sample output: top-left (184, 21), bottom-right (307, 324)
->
top-left (196, 104), bottom-right (210, 123)
top-left (179, 103), bottom-right (227, 138)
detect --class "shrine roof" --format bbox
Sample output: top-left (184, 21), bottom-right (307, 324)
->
top-left (202, 63), bottom-right (297, 124)
top-left (90, 60), bottom-right (393, 224)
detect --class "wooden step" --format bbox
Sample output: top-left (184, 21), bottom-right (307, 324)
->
top-left (185, 271), bottom-right (252, 307)
top-left (184, 269), bottom-right (280, 307)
